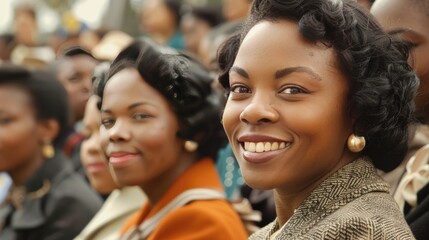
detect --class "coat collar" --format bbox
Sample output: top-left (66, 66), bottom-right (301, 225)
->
top-left (120, 157), bottom-right (222, 235)
top-left (258, 158), bottom-right (390, 239)
top-left (0, 153), bottom-right (73, 230)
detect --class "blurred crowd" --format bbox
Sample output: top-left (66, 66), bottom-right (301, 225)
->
top-left (0, 0), bottom-right (428, 239)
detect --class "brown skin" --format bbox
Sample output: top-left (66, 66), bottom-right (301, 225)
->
top-left (222, 20), bottom-right (358, 225)
top-left (0, 86), bottom-right (58, 185)
top-left (80, 96), bottom-right (118, 195)
top-left (99, 68), bottom-right (197, 205)
top-left (56, 55), bottom-right (97, 123)
top-left (371, 0), bottom-right (429, 123)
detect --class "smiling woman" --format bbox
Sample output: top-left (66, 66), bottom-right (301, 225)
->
top-left (94, 39), bottom-right (248, 239)
top-left (218, 0), bottom-right (418, 239)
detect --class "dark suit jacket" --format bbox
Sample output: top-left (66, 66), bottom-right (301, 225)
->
top-left (0, 153), bottom-right (103, 240)
top-left (405, 183), bottom-right (429, 240)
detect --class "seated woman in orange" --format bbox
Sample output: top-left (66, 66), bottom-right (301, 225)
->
top-left (218, 0), bottom-right (417, 238)
top-left (95, 39), bottom-right (248, 239)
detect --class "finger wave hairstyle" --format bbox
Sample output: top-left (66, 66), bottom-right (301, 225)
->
top-left (95, 39), bottom-right (227, 160)
top-left (217, 0), bottom-right (419, 172)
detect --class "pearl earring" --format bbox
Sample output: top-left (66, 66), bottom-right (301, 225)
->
top-left (347, 134), bottom-right (366, 153)
top-left (184, 140), bottom-right (198, 152)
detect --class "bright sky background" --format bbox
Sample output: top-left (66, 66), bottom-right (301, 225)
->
top-left (0, 0), bottom-right (110, 34)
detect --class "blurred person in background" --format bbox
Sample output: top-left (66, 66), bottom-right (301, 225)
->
top-left (139, 0), bottom-right (184, 49)
top-left (10, 3), bottom-right (55, 68)
top-left (198, 21), bottom-right (242, 76)
top-left (78, 29), bottom-right (108, 54)
top-left (50, 46), bottom-right (98, 175)
top-left (180, 5), bottom-right (224, 55)
top-left (96, 39), bottom-right (248, 239)
top-left (221, 0), bottom-right (252, 22)
top-left (0, 34), bottom-right (17, 63)
top-left (91, 30), bottom-right (134, 62)
top-left (0, 65), bottom-right (102, 240)
top-left (75, 64), bottom-right (145, 239)
top-left (372, 0), bottom-right (429, 238)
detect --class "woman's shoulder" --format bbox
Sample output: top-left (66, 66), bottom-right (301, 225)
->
top-left (152, 199), bottom-right (248, 239)
top-left (44, 161), bottom-right (102, 215)
top-left (314, 192), bottom-right (415, 239)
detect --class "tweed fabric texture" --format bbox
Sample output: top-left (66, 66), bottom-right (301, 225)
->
top-left (250, 158), bottom-right (415, 240)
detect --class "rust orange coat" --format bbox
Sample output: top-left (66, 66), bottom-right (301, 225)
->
top-left (120, 158), bottom-right (248, 239)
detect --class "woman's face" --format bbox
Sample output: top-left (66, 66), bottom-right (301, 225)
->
top-left (100, 68), bottom-right (185, 191)
top-left (222, 20), bottom-right (355, 194)
top-left (371, 0), bottom-right (429, 118)
top-left (56, 55), bottom-right (97, 122)
top-left (81, 95), bottom-right (117, 194)
top-left (0, 86), bottom-right (43, 179)
top-left (181, 14), bottom-right (212, 54)
top-left (140, 0), bottom-right (177, 34)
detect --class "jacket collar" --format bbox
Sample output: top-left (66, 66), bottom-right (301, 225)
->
top-left (120, 157), bottom-right (222, 234)
top-left (264, 158), bottom-right (390, 238)
top-left (0, 153), bottom-right (72, 230)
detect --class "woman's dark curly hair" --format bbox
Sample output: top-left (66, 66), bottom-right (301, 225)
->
top-left (95, 39), bottom-right (227, 160)
top-left (217, 0), bottom-right (419, 172)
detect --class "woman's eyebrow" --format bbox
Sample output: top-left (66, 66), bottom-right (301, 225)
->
top-left (275, 66), bottom-right (321, 81)
top-left (230, 66), bottom-right (249, 79)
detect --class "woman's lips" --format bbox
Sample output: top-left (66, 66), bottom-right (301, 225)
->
top-left (237, 135), bottom-right (292, 164)
top-left (86, 162), bottom-right (107, 174)
top-left (241, 144), bottom-right (291, 164)
top-left (109, 152), bottom-right (139, 167)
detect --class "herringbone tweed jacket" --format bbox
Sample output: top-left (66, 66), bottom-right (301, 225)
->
top-left (249, 158), bottom-right (415, 240)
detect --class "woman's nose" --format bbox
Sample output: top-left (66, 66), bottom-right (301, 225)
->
top-left (239, 95), bottom-right (279, 125)
top-left (108, 120), bottom-right (131, 142)
top-left (86, 132), bottom-right (102, 155)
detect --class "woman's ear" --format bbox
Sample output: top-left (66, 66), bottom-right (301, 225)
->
top-left (38, 119), bottom-right (60, 143)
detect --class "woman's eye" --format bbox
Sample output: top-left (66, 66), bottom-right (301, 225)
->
top-left (101, 118), bottom-right (115, 128)
top-left (230, 85), bottom-right (251, 94)
top-left (133, 113), bottom-right (151, 120)
top-left (281, 86), bottom-right (306, 95)
top-left (0, 117), bottom-right (12, 125)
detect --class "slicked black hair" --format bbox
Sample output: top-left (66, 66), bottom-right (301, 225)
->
top-left (0, 64), bottom-right (72, 147)
top-left (218, 0), bottom-right (419, 172)
top-left (95, 39), bottom-right (227, 160)
top-left (60, 46), bottom-right (95, 59)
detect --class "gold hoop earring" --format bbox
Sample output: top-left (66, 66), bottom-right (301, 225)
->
top-left (42, 143), bottom-right (55, 159)
top-left (347, 134), bottom-right (366, 153)
top-left (184, 140), bottom-right (198, 152)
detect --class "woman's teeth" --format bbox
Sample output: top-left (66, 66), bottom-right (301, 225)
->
top-left (243, 142), bottom-right (291, 153)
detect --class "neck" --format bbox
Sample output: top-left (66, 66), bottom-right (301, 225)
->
top-left (141, 152), bottom-right (198, 205)
top-left (8, 153), bottom-right (45, 186)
